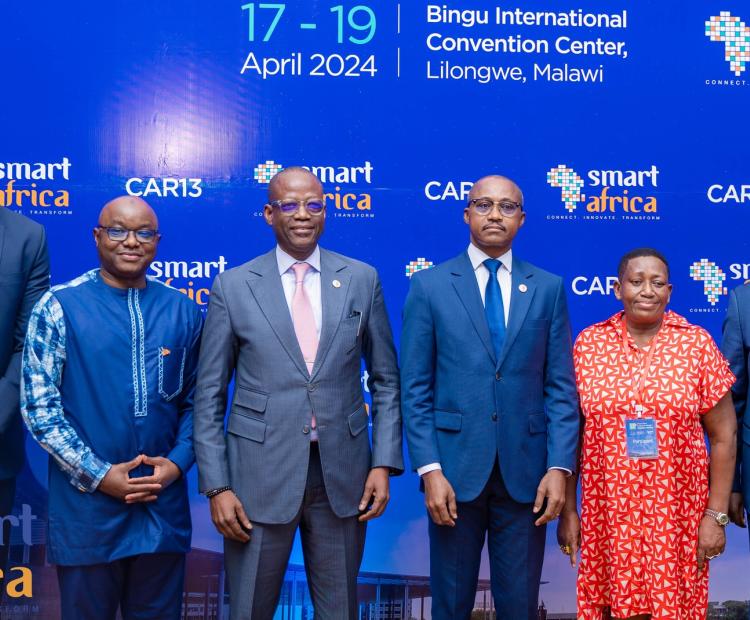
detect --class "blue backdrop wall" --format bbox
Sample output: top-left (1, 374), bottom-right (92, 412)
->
top-left (2, 1), bottom-right (749, 617)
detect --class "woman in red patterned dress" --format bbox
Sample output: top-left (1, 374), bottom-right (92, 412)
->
top-left (558, 248), bottom-right (737, 620)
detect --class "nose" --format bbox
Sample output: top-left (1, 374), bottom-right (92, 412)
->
top-left (122, 231), bottom-right (140, 247)
top-left (641, 282), bottom-right (656, 297)
top-left (487, 204), bottom-right (504, 220)
top-left (294, 204), bottom-right (312, 219)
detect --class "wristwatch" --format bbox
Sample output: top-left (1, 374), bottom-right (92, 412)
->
top-left (704, 508), bottom-right (730, 526)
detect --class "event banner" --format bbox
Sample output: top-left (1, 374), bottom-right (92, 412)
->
top-left (1, 1), bottom-right (749, 618)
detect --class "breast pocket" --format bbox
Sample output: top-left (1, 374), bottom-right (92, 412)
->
top-left (157, 346), bottom-right (186, 401)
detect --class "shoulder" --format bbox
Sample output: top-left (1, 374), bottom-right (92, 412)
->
top-left (149, 278), bottom-right (203, 320)
top-left (49, 270), bottom-right (99, 301)
top-left (574, 316), bottom-right (616, 348)
top-left (321, 248), bottom-right (377, 278)
top-left (515, 257), bottom-right (563, 288)
top-left (664, 311), bottom-right (715, 345)
top-left (730, 281), bottom-right (750, 306)
top-left (410, 253), bottom-right (464, 287)
top-left (0, 208), bottom-right (44, 237)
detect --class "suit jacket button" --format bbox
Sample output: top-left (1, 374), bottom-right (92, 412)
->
top-left (308, 383), bottom-right (316, 392)
top-left (302, 425), bottom-right (310, 434)
top-left (491, 412), bottom-right (498, 421)
top-left (495, 372), bottom-right (501, 381)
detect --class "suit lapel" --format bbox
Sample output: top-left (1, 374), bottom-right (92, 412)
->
top-left (312, 249), bottom-right (351, 379)
top-left (450, 253), bottom-right (496, 365)
top-left (246, 250), bottom-right (309, 379)
top-left (496, 257), bottom-right (536, 369)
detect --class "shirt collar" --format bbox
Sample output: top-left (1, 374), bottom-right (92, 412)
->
top-left (276, 245), bottom-right (321, 275)
top-left (467, 243), bottom-right (512, 274)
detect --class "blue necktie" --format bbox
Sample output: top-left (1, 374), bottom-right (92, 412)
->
top-left (483, 259), bottom-right (506, 359)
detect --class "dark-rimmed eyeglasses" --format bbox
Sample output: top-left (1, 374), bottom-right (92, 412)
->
top-left (96, 226), bottom-right (161, 243)
top-left (269, 199), bottom-right (325, 215)
top-left (468, 199), bottom-right (523, 217)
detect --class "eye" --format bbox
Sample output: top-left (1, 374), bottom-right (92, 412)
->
top-left (630, 280), bottom-right (642, 286)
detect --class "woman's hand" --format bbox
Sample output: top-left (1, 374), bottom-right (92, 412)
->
top-left (557, 509), bottom-right (581, 567)
top-left (697, 516), bottom-right (726, 571)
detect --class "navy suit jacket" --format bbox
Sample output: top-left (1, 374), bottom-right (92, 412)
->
top-left (722, 283), bottom-right (750, 507)
top-left (0, 208), bottom-right (49, 479)
top-left (401, 252), bottom-right (579, 504)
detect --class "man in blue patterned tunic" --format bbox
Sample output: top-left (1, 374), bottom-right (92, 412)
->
top-left (21, 196), bottom-right (203, 620)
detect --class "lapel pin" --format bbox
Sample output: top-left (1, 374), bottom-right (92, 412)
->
top-left (332, 279), bottom-right (341, 288)
top-left (518, 284), bottom-right (528, 293)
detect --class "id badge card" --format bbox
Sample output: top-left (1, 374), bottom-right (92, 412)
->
top-left (624, 417), bottom-right (659, 459)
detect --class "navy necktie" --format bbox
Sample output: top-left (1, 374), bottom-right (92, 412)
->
top-left (483, 259), bottom-right (506, 358)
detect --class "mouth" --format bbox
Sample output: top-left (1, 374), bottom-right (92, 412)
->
top-left (118, 252), bottom-right (144, 261)
top-left (291, 227), bottom-right (315, 236)
top-left (482, 224), bottom-right (506, 232)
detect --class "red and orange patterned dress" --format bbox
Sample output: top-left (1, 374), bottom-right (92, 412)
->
top-left (573, 311), bottom-right (735, 620)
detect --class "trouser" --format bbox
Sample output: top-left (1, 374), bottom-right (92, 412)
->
top-left (57, 552), bottom-right (186, 620)
top-left (224, 442), bottom-right (366, 619)
top-left (429, 460), bottom-right (546, 620)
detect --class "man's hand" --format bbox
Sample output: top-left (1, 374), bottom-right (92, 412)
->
top-left (423, 469), bottom-right (457, 527)
top-left (98, 455), bottom-right (162, 502)
top-left (124, 456), bottom-right (182, 504)
top-left (533, 469), bottom-right (566, 526)
top-left (697, 516), bottom-right (726, 571)
top-left (729, 492), bottom-right (746, 528)
top-left (210, 491), bottom-right (252, 543)
top-left (557, 509), bottom-right (581, 567)
top-left (358, 467), bottom-right (390, 522)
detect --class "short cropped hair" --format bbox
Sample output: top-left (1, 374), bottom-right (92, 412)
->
top-left (617, 248), bottom-right (670, 280)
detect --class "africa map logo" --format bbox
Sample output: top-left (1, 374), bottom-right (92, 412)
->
top-left (254, 160), bottom-right (283, 184)
top-left (690, 259), bottom-right (728, 305)
top-left (547, 165), bottom-right (585, 212)
top-left (405, 258), bottom-right (434, 278)
top-left (705, 12), bottom-right (750, 76)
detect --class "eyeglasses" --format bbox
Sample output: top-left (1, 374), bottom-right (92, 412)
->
top-left (97, 226), bottom-right (161, 243)
top-left (269, 199), bottom-right (325, 215)
top-left (468, 199), bottom-right (523, 217)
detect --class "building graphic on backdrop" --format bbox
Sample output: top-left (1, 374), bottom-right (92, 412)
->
top-left (253, 160), bottom-right (283, 184)
top-left (705, 12), bottom-right (750, 77)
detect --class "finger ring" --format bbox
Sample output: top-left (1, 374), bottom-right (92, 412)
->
top-left (560, 544), bottom-right (571, 555)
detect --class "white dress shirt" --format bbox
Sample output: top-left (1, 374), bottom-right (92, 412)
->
top-left (276, 245), bottom-right (322, 338)
top-left (417, 244), bottom-right (570, 478)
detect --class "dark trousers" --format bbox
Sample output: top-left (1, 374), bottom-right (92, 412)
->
top-left (429, 461), bottom-right (546, 620)
top-left (57, 552), bottom-right (185, 620)
top-left (225, 442), bottom-right (366, 620)
top-left (0, 478), bottom-right (16, 600)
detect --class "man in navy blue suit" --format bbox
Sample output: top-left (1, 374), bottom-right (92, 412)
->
top-left (401, 175), bottom-right (579, 619)
top-left (723, 282), bottom-right (750, 532)
top-left (0, 207), bottom-right (49, 590)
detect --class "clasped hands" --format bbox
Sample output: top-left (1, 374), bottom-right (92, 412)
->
top-left (98, 454), bottom-right (181, 504)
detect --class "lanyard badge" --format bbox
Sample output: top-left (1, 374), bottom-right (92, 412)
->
top-left (621, 317), bottom-right (661, 460)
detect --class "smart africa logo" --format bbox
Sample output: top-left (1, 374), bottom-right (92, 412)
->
top-left (254, 160), bottom-right (283, 184)
top-left (405, 258), bottom-right (434, 278)
top-left (705, 12), bottom-right (750, 76)
top-left (690, 259), bottom-right (728, 305)
top-left (547, 165), bottom-right (585, 212)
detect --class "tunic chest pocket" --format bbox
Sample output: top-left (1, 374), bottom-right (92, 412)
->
top-left (157, 346), bottom-right (186, 401)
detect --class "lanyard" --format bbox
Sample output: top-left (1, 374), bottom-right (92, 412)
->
top-left (620, 316), bottom-right (662, 415)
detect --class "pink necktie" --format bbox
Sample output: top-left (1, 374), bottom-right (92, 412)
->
top-left (291, 263), bottom-right (319, 437)
top-left (291, 262), bottom-right (319, 375)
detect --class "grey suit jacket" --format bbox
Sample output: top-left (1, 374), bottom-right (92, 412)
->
top-left (0, 208), bottom-right (49, 479)
top-left (193, 247), bottom-right (403, 523)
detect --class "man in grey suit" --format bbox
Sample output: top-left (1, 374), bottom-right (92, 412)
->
top-left (193, 167), bottom-right (402, 619)
top-left (0, 207), bottom-right (49, 589)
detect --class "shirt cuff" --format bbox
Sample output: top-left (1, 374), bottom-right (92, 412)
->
top-left (167, 444), bottom-right (195, 477)
top-left (417, 462), bottom-right (442, 477)
top-left (548, 466), bottom-right (573, 477)
top-left (75, 453), bottom-right (112, 493)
